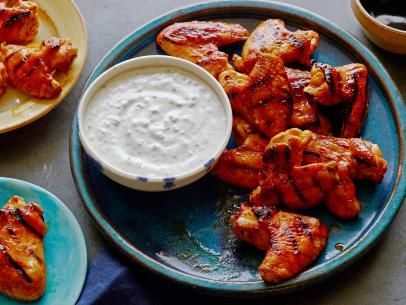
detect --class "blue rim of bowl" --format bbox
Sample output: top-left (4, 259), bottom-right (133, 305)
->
top-left (0, 177), bottom-right (88, 304)
top-left (70, 0), bottom-right (406, 296)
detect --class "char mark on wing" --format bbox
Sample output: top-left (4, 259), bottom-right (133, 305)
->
top-left (285, 227), bottom-right (299, 255)
top-left (0, 243), bottom-right (32, 283)
top-left (13, 208), bottom-right (44, 239)
top-left (5, 11), bottom-right (31, 27)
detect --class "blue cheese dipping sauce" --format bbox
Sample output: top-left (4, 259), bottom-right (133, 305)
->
top-left (83, 66), bottom-right (228, 178)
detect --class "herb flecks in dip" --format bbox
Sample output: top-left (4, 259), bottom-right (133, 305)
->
top-left (84, 66), bottom-right (227, 177)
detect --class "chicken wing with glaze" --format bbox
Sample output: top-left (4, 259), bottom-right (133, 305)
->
top-left (286, 68), bottom-right (332, 135)
top-left (233, 19), bottom-right (319, 73)
top-left (156, 21), bottom-right (249, 77)
top-left (233, 203), bottom-right (328, 282)
top-left (0, 196), bottom-right (47, 301)
top-left (1, 37), bottom-right (77, 98)
top-left (251, 129), bottom-right (386, 219)
top-left (212, 116), bottom-right (267, 190)
top-left (0, 0), bottom-right (39, 44)
top-left (219, 53), bottom-right (291, 138)
top-left (271, 128), bottom-right (387, 183)
top-left (304, 63), bottom-right (368, 138)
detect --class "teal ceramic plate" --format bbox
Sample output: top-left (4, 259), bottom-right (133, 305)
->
top-left (70, 1), bottom-right (405, 296)
top-left (0, 178), bottom-right (87, 304)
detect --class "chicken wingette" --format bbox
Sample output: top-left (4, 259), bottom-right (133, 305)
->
top-left (1, 37), bottom-right (77, 98)
top-left (156, 21), bottom-right (249, 77)
top-left (0, 196), bottom-right (47, 301)
top-left (250, 129), bottom-right (387, 219)
top-left (233, 19), bottom-right (319, 73)
top-left (0, 0), bottom-right (39, 44)
top-left (233, 203), bottom-right (328, 282)
top-left (304, 63), bottom-right (368, 138)
top-left (219, 53), bottom-right (292, 139)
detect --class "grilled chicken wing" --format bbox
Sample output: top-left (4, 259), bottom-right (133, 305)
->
top-left (251, 129), bottom-right (386, 218)
top-left (0, 61), bottom-right (6, 96)
top-left (212, 116), bottom-right (267, 190)
top-left (232, 115), bottom-right (268, 149)
top-left (233, 19), bottom-right (319, 73)
top-left (233, 203), bottom-right (328, 282)
top-left (0, 196), bottom-right (47, 301)
top-left (156, 21), bottom-right (249, 77)
top-left (0, 0), bottom-right (39, 44)
top-left (1, 37), bottom-right (77, 98)
top-left (212, 144), bottom-right (264, 190)
top-left (271, 128), bottom-right (387, 183)
top-left (304, 63), bottom-right (368, 138)
top-left (219, 53), bottom-right (291, 138)
top-left (286, 68), bottom-right (332, 135)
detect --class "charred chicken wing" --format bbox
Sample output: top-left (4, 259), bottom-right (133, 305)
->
top-left (271, 128), bottom-right (387, 183)
top-left (156, 21), bottom-right (249, 77)
top-left (219, 53), bottom-right (291, 138)
top-left (0, 196), bottom-right (47, 301)
top-left (0, 0), bottom-right (39, 44)
top-left (286, 68), bottom-right (332, 135)
top-left (233, 19), bottom-right (319, 73)
top-left (1, 37), bottom-right (77, 98)
top-left (231, 115), bottom-right (269, 149)
top-left (212, 116), bottom-right (267, 190)
top-left (304, 63), bottom-right (368, 138)
top-left (250, 129), bottom-right (386, 218)
top-left (233, 203), bottom-right (328, 282)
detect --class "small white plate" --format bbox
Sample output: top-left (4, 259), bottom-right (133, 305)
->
top-left (0, 0), bottom-right (88, 133)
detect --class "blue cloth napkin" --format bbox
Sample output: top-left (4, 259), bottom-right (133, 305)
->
top-left (76, 249), bottom-right (162, 305)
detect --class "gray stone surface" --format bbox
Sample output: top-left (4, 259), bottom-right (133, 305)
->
top-left (0, 0), bottom-right (404, 304)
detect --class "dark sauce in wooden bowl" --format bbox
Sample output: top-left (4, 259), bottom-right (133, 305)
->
top-left (361, 0), bottom-right (406, 31)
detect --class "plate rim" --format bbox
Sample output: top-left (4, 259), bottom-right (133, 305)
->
top-left (0, 177), bottom-right (88, 304)
top-left (0, 0), bottom-right (89, 134)
top-left (69, 0), bottom-right (406, 296)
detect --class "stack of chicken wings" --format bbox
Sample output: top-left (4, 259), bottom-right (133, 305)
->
top-left (158, 18), bottom-right (387, 283)
top-left (0, 0), bottom-right (77, 98)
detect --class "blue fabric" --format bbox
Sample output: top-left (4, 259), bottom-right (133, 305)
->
top-left (76, 250), bottom-right (160, 305)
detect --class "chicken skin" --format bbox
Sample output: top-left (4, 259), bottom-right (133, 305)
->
top-left (0, 0), bottom-right (39, 44)
top-left (304, 63), bottom-right (368, 138)
top-left (0, 196), bottom-right (47, 301)
top-left (212, 116), bottom-right (267, 190)
top-left (286, 68), bottom-right (332, 135)
top-left (251, 140), bottom-right (361, 219)
top-left (233, 19), bottom-right (319, 73)
top-left (156, 21), bottom-right (249, 77)
top-left (219, 53), bottom-right (292, 138)
top-left (232, 115), bottom-right (269, 149)
top-left (0, 61), bottom-right (5, 96)
top-left (250, 129), bottom-right (386, 219)
top-left (271, 128), bottom-right (387, 183)
top-left (1, 37), bottom-right (77, 98)
top-left (233, 203), bottom-right (328, 282)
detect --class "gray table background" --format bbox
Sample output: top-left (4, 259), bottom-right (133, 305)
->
top-left (0, 0), bottom-right (405, 304)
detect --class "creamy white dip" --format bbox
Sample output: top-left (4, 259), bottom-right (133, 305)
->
top-left (84, 66), bottom-right (227, 177)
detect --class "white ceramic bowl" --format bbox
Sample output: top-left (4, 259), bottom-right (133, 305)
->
top-left (78, 55), bottom-right (232, 191)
